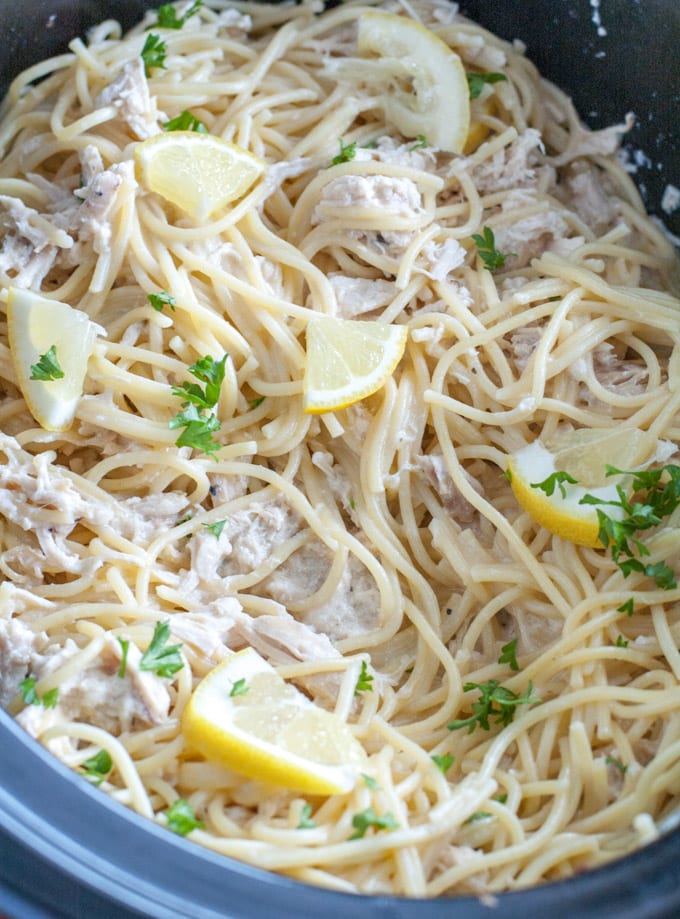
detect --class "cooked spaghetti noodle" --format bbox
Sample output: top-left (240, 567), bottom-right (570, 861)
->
top-left (0, 0), bottom-right (679, 898)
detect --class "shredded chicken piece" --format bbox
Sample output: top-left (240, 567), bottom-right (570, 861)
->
top-left (312, 174), bottom-right (424, 225)
top-left (327, 274), bottom-right (396, 318)
top-left (466, 129), bottom-right (544, 194)
top-left (96, 58), bottom-right (163, 139)
top-left (0, 617), bottom-right (42, 708)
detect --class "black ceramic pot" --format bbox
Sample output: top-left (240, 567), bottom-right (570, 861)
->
top-left (0, 3), bottom-right (679, 918)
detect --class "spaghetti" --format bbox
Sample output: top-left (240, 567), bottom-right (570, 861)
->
top-left (0, 0), bottom-right (679, 898)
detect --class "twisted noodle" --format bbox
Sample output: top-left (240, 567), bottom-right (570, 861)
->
top-left (0, 0), bottom-right (679, 898)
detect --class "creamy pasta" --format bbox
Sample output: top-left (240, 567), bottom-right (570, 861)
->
top-left (0, 0), bottom-right (679, 898)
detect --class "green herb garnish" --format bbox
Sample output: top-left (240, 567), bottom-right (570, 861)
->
top-left (156, 0), bottom-right (203, 29)
top-left (80, 749), bottom-right (113, 785)
top-left (431, 753), bottom-right (455, 775)
top-left (615, 634), bottom-right (629, 648)
top-left (169, 404), bottom-right (221, 457)
top-left (117, 637), bottom-right (130, 678)
top-left (165, 798), bottom-right (204, 835)
top-left (139, 620), bottom-right (184, 678)
top-left (30, 345), bottom-right (64, 381)
top-left (19, 676), bottom-right (58, 708)
top-left (163, 110), bottom-right (207, 132)
top-left (617, 598), bottom-right (635, 616)
top-left (354, 660), bottom-right (374, 695)
top-left (172, 354), bottom-right (228, 410)
top-left (410, 134), bottom-right (428, 150)
top-left (448, 680), bottom-right (540, 734)
top-left (203, 519), bottom-right (226, 539)
top-left (148, 291), bottom-right (176, 312)
top-left (229, 677), bottom-right (248, 698)
top-left (141, 33), bottom-right (167, 75)
top-left (498, 638), bottom-right (519, 672)
top-left (531, 470), bottom-right (579, 499)
top-left (331, 138), bottom-right (356, 166)
top-left (297, 803), bottom-right (316, 829)
top-left (349, 807), bottom-right (398, 840)
top-left (605, 755), bottom-right (628, 774)
top-left (471, 225), bottom-right (513, 271)
top-left (467, 71), bottom-right (507, 100)
top-left (361, 773), bottom-right (380, 790)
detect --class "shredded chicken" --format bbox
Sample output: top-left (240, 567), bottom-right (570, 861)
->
top-left (0, 617), bottom-right (42, 708)
top-left (96, 58), bottom-right (163, 139)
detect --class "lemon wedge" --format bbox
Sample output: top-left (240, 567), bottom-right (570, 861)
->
top-left (134, 131), bottom-right (265, 222)
top-left (7, 287), bottom-right (102, 432)
top-left (357, 11), bottom-right (470, 153)
top-left (182, 647), bottom-right (366, 795)
top-left (505, 429), bottom-right (653, 547)
top-left (303, 315), bottom-right (408, 414)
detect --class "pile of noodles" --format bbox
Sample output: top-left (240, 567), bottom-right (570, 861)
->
top-left (0, 0), bottom-right (679, 898)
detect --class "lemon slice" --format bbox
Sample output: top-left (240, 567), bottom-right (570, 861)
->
top-left (303, 315), bottom-right (408, 414)
top-left (7, 287), bottom-right (102, 432)
top-left (357, 11), bottom-right (470, 153)
top-left (506, 433), bottom-right (643, 547)
top-left (134, 131), bottom-right (265, 222)
top-left (181, 647), bottom-right (366, 795)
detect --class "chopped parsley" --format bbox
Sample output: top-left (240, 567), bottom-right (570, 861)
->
top-left (117, 637), bottom-right (130, 678)
top-left (615, 634), bottom-right (629, 648)
top-left (297, 803), bottom-right (316, 829)
top-left (431, 753), bottom-right (455, 775)
top-left (471, 226), bottom-right (513, 271)
top-left (203, 519), bottom-right (226, 539)
top-left (148, 290), bottom-right (176, 312)
top-left (531, 470), bottom-right (579, 499)
top-left (354, 660), bottom-right (374, 695)
top-left (410, 134), bottom-right (428, 150)
top-left (156, 0), bottom-right (203, 30)
top-left (331, 138), bottom-right (356, 166)
top-left (465, 794), bottom-right (508, 824)
top-left (361, 773), bottom-right (380, 790)
top-left (170, 354), bottom-right (228, 457)
top-left (141, 33), bottom-right (167, 75)
top-left (139, 620), bottom-right (184, 678)
top-left (80, 749), bottom-right (113, 785)
top-left (163, 110), bottom-right (207, 132)
top-left (19, 676), bottom-right (58, 708)
top-left (349, 807), bottom-right (398, 840)
top-left (498, 638), bottom-right (519, 672)
top-left (605, 755), bottom-right (628, 774)
top-left (248, 395), bottom-right (265, 409)
top-left (165, 798), bottom-right (204, 835)
top-left (169, 405), bottom-right (221, 457)
top-left (30, 345), bottom-right (64, 381)
top-left (618, 598), bottom-right (635, 616)
top-left (580, 464), bottom-right (680, 590)
top-left (448, 680), bottom-right (540, 734)
top-left (229, 677), bottom-right (248, 698)
top-left (467, 71), bottom-right (507, 100)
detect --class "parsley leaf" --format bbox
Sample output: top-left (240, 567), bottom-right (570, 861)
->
top-left (471, 226), bottom-right (513, 271)
top-left (618, 598), bottom-right (635, 617)
top-left (169, 405), bottom-right (221, 457)
top-left (248, 395), bottom-right (265, 409)
top-left (531, 470), bottom-right (579, 499)
top-left (229, 677), bottom-right (248, 698)
top-left (580, 464), bottom-right (680, 590)
top-left (467, 71), bottom-right (507, 100)
top-left (361, 773), bottom-right (380, 790)
top-left (163, 110), bottom-right (207, 132)
top-left (203, 519), bottom-right (226, 539)
top-left (615, 634), bottom-right (629, 648)
top-left (431, 753), bottom-right (455, 775)
top-left (331, 138), bottom-right (356, 166)
top-left (297, 802), bottom-right (316, 829)
top-left (354, 660), bottom-right (374, 695)
top-left (410, 134), bottom-right (428, 150)
top-left (139, 620), bottom-right (184, 678)
top-left (19, 676), bottom-right (58, 708)
top-left (30, 345), bottom-right (64, 381)
top-left (148, 290), bottom-right (176, 312)
top-left (117, 637), bottom-right (130, 678)
top-left (448, 680), bottom-right (540, 734)
top-left (349, 807), bottom-right (398, 840)
top-left (465, 794), bottom-right (508, 824)
top-left (141, 33), bottom-right (167, 75)
top-left (172, 354), bottom-right (228, 410)
top-left (498, 638), bottom-right (519, 672)
top-left (165, 798), bottom-right (204, 835)
top-left (605, 755), bottom-right (628, 774)
top-left (80, 749), bottom-right (113, 785)
top-left (156, 0), bottom-right (203, 29)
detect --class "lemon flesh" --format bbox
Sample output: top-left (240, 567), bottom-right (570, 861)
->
top-left (507, 439), bottom-right (627, 548)
top-left (7, 287), bottom-right (102, 432)
top-left (303, 315), bottom-right (408, 414)
top-left (134, 131), bottom-right (265, 222)
top-left (357, 11), bottom-right (470, 153)
top-left (182, 647), bottom-right (366, 795)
